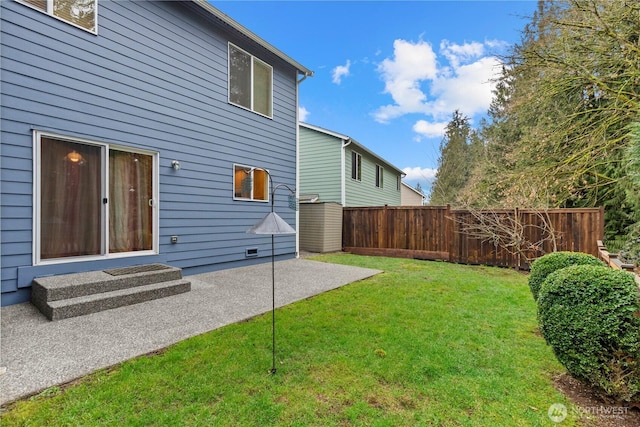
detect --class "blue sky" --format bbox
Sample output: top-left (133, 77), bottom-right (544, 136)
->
top-left (214, 1), bottom-right (538, 194)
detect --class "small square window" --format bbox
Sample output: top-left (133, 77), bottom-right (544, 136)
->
top-left (234, 164), bottom-right (269, 201)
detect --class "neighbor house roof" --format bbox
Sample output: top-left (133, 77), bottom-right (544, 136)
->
top-left (300, 122), bottom-right (405, 176)
top-left (401, 181), bottom-right (426, 197)
top-left (192, 0), bottom-right (314, 77)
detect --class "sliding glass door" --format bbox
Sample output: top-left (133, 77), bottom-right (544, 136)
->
top-left (109, 150), bottom-right (153, 253)
top-left (37, 133), bottom-right (157, 263)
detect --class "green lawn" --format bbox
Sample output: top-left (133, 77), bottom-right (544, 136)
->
top-left (1, 254), bottom-right (577, 426)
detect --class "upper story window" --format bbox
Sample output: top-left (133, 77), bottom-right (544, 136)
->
top-left (18, 0), bottom-right (97, 33)
top-left (233, 164), bottom-right (269, 202)
top-left (228, 43), bottom-right (273, 118)
top-left (351, 151), bottom-right (362, 181)
top-left (375, 165), bottom-right (384, 188)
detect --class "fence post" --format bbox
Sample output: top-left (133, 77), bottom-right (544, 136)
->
top-left (514, 207), bottom-right (520, 269)
top-left (599, 206), bottom-right (605, 244)
top-left (382, 205), bottom-right (387, 249)
top-left (446, 204), bottom-right (452, 262)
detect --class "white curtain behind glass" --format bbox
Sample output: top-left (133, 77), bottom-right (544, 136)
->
top-left (109, 150), bottom-right (153, 253)
top-left (40, 138), bottom-right (101, 259)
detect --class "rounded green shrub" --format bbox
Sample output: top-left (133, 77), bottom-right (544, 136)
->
top-left (537, 265), bottom-right (640, 402)
top-left (528, 251), bottom-right (604, 300)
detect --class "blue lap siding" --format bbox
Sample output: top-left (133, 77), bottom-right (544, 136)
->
top-left (1, 1), bottom-right (307, 305)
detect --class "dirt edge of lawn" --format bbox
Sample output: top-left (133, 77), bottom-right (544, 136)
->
top-left (554, 373), bottom-right (640, 426)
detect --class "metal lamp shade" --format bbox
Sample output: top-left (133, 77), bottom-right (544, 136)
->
top-left (247, 212), bottom-right (296, 235)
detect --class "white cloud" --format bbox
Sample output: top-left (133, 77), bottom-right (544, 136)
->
top-left (402, 166), bottom-right (437, 181)
top-left (373, 39), bottom-right (438, 123)
top-left (373, 38), bottom-right (505, 139)
top-left (299, 106), bottom-right (310, 122)
top-left (413, 120), bottom-right (447, 139)
top-left (332, 60), bottom-right (351, 84)
top-left (485, 39), bottom-right (510, 50)
top-left (440, 40), bottom-right (484, 69)
top-left (430, 56), bottom-right (501, 119)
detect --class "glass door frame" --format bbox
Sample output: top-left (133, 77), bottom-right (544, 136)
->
top-left (33, 130), bottom-right (159, 265)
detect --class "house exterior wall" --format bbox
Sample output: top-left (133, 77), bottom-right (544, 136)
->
top-left (298, 126), bottom-right (343, 204)
top-left (1, 1), bottom-right (301, 305)
top-left (344, 148), bottom-right (402, 207)
top-left (299, 124), bottom-right (402, 208)
top-left (401, 183), bottom-right (425, 206)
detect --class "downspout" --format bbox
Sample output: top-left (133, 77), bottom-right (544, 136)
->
top-left (341, 138), bottom-right (352, 207)
top-left (295, 71), bottom-right (312, 257)
top-left (298, 72), bottom-right (310, 85)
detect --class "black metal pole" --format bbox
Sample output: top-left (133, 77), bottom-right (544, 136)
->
top-left (270, 178), bottom-right (276, 374)
top-left (267, 176), bottom-right (295, 375)
top-left (270, 233), bottom-right (276, 374)
top-left (246, 172), bottom-right (295, 375)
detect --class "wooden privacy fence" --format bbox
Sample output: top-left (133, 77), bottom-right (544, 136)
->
top-left (342, 206), bottom-right (605, 270)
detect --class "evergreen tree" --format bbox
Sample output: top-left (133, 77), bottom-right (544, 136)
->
top-left (459, 0), bottom-right (640, 237)
top-left (429, 111), bottom-right (473, 205)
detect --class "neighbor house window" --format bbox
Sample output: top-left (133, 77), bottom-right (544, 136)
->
top-left (233, 164), bottom-right (269, 201)
top-left (18, 0), bottom-right (97, 33)
top-left (228, 43), bottom-right (273, 118)
top-left (375, 165), bottom-right (384, 188)
top-left (351, 151), bottom-right (362, 181)
top-left (34, 132), bottom-right (157, 263)
top-left (397, 176), bottom-right (401, 191)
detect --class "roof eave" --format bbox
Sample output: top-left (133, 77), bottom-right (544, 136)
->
top-left (192, 0), bottom-right (314, 77)
top-left (301, 122), bottom-right (405, 176)
top-left (401, 181), bottom-right (425, 197)
top-left (347, 138), bottom-right (405, 176)
top-left (300, 122), bottom-right (350, 141)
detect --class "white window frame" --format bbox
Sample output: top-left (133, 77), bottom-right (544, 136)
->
top-left (17, 0), bottom-right (98, 34)
top-left (33, 131), bottom-right (159, 265)
top-left (228, 43), bottom-right (274, 118)
top-left (351, 151), bottom-right (362, 182)
top-left (233, 164), bottom-right (270, 202)
top-left (375, 164), bottom-right (384, 188)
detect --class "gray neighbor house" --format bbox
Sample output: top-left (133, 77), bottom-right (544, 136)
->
top-left (0, 0), bottom-right (313, 306)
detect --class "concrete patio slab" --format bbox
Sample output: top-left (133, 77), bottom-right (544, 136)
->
top-left (0, 258), bottom-right (381, 405)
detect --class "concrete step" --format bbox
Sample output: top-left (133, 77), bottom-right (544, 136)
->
top-left (31, 264), bottom-right (191, 321)
top-left (32, 264), bottom-right (182, 303)
top-left (43, 279), bottom-right (191, 321)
